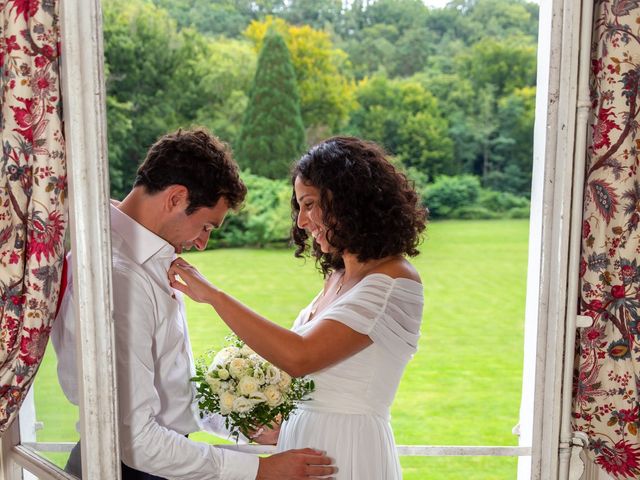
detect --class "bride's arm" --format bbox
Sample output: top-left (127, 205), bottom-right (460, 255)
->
top-left (169, 258), bottom-right (371, 377)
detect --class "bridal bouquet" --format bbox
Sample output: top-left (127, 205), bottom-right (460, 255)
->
top-left (193, 336), bottom-right (314, 441)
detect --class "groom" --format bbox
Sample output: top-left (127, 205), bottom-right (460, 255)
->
top-left (52, 128), bottom-right (334, 479)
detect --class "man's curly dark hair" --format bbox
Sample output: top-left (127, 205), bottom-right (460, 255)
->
top-left (134, 128), bottom-right (246, 214)
top-left (291, 136), bottom-right (428, 276)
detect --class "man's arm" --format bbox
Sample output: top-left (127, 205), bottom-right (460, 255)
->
top-left (112, 266), bottom-right (259, 480)
top-left (199, 414), bottom-right (253, 444)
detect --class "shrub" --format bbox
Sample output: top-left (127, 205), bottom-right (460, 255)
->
top-left (478, 189), bottom-right (529, 213)
top-left (450, 205), bottom-right (499, 220)
top-left (506, 206), bottom-right (531, 219)
top-left (422, 175), bottom-right (481, 218)
top-left (208, 173), bottom-right (292, 248)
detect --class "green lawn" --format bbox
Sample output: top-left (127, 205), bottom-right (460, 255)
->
top-left (32, 219), bottom-right (529, 479)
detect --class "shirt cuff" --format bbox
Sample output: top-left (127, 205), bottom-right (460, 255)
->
top-left (199, 414), bottom-right (250, 444)
top-left (220, 449), bottom-right (259, 480)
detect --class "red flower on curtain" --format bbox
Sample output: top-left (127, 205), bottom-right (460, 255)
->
top-left (8, 0), bottom-right (40, 21)
top-left (27, 210), bottom-right (65, 263)
top-left (595, 440), bottom-right (640, 478)
top-left (0, 0), bottom-right (66, 433)
top-left (5, 35), bottom-right (20, 53)
top-left (19, 325), bottom-right (52, 367)
top-left (574, 1), bottom-right (640, 477)
top-left (10, 96), bottom-right (39, 144)
top-left (592, 107), bottom-right (621, 151)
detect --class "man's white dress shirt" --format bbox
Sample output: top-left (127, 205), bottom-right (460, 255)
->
top-left (51, 205), bottom-right (259, 480)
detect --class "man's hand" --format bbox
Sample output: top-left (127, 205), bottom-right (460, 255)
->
top-left (256, 449), bottom-right (335, 479)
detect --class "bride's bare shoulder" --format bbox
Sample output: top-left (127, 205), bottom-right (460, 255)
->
top-left (373, 257), bottom-right (421, 284)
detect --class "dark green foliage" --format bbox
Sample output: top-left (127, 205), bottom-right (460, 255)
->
top-left (280, 0), bottom-right (343, 29)
top-left (450, 205), bottom-right (499, 220)
top-left (423, 175), bottom-right (530, 220)
top-left (236, 31), bottom-right (306, 179)
top-left (151, 0), bottom-right (287, 37)
top-left (347, 74), bottom-right (455, 180)
top-left (423, 175), bottom-right (482, 218)
top-left (103, 0), bottom-right (183, 198)
top-left (103, 0), bottom-right (257, 198)
top-left (506, 206), bottom-right (532, 219)
top-left (207, 173), bottom-right (292, 248)
top-left (477, 189), bottom-right (530, 213)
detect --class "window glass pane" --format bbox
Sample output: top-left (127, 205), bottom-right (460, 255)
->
top-left (31, 348), bottom-right (79, 471)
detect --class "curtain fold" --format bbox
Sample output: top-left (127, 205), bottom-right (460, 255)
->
top-left (574, 1), bottom-right (640, 478)
top-left (0, 0), bottom-right (66, 433)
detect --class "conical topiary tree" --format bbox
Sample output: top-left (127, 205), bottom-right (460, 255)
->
top-left (236, 30), bottom-right (306, 179)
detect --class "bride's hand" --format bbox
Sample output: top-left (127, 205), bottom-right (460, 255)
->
top-left (168, 257), bottom-right (217, 304)
top-left (246, 420), bottom-right (281, 445)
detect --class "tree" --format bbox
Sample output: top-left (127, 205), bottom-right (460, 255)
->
top-left (463, 0), bottom-right (538, 42)
top-left (348, 74), bottom-right (454, 179)
top-left (236, 30), bottom-right (306, 179)
top-left (173, 31), bottom-right (256, 146)
top-left (343, 24), bottom-right (399, 79)
top-left (486, 86), bottom-right (536, 194)
top-left (244, 17), bottom-right (355, 137)
top-left (455, 36), bottom-right (537, 98)
top-left (103, 0), bottom-right (184, 197)
top-left (151, 0), bottom-right (286, 37)
top-left (103, 0), bottom-right (259, 196)
top-left (280, 0), bottom-right (343, 30)
top-left (418, 71), bottom-right (479, 175)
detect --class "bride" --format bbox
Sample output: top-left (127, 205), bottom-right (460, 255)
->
top-left (169, 136), bottom-right (427, 479)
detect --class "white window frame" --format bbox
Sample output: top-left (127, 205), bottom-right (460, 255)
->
top-left (517, 0), bottom-right (596, 479)
top-left (0, 0), bottom-right (600, 479)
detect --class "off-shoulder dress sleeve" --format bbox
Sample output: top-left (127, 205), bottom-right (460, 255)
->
top-left (320, 273), bottom-right (424, 359)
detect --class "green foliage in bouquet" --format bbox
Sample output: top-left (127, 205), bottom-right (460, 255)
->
top-left (193, 335), bottom-right (314, 441)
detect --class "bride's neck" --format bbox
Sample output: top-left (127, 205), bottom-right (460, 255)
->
top-left (340, 253), bottom-right (391, 283)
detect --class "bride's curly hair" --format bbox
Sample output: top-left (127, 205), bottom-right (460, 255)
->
top-left (290, 136), bottom-right (428, 276)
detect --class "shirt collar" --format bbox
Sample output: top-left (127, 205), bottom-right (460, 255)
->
top-left (110, 204), bottom-right (176, 265)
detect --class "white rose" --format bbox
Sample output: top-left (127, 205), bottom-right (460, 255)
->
top-left (229, 358), bottom-right (249, 378)
top-left (264, 384), bottom-right (283, 407)
top-left (217, 380), bottom-right (232, 392)
top-left (232, 396), bottom-right (254, 414)
top-left (248, 391), bottom-right (267, 404)
top-left (205, 374), bottom-right (222, 394)
top-left (238, 376), bottom-right (260, 396)
top-left (217, 368), bottom-right (230, 380)
top-left (248, 353), bottom-right (263, 363)
top-left (219, 391), bottom-right (236, 415)
top-left (253, 367), bottom-right (266, 385)
top-left (240, 344), bottom-right (255, 356)
top-left (277, 371), bottom-right (292, 391)
top-left (265, 365), bottom-right (281, 385)
top-left (212, 347), bottom-right (240, 367)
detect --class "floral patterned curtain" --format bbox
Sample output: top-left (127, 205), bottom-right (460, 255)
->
top-left (573, 1), bottom-right (640, 478)
top-left (0, 0), bottom-right (66, 433)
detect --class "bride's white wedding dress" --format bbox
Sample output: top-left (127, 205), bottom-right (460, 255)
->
top-left (276, 273), bottom-right (424, 479)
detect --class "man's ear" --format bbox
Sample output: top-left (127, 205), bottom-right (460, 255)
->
top-left (164, 185), bottom-right (189, 213)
